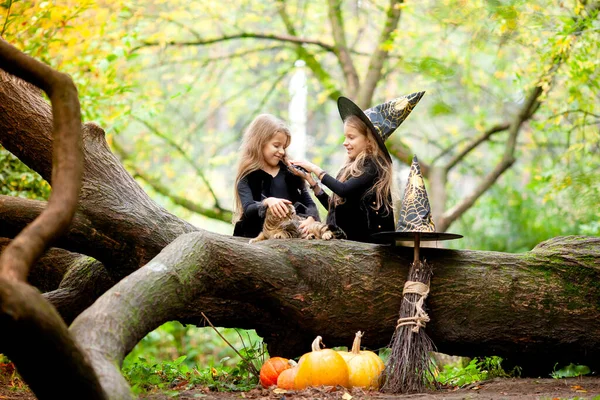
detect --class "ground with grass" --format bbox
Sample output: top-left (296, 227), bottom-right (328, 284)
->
top-left (2, 377), bottom-right (600, 399)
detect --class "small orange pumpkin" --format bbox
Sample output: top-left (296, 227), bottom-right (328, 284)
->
top-left (337, 331), bottom-right (384, 389)
top-left (277, 365), bottom-right (299, 389)
top-left (259, 356), bottom-right (291, 388)
top-left (295, 336), bottom-right (350, 389)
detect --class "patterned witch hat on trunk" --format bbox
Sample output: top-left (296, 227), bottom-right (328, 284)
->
top-left (372, 155), bottom-right (462, 242)
top-left (337, 92), bottom-right (425, 163)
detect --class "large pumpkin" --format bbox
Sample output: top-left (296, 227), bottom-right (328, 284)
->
top-left (259, 357), bottom-right (291, 388)
top-left (337, 331), bottom-right (384, 389)
top-left (295, 336), bottom-right (350, 389)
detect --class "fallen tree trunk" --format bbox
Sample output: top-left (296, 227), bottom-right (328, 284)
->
top-left (69, 232), bottom-right (600, 398)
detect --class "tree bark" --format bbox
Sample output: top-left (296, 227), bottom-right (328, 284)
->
top-left (0, 238), bottom-right (70, 292)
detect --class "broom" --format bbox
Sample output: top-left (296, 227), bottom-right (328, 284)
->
top-left (382, 232), bottom-right (436, 393)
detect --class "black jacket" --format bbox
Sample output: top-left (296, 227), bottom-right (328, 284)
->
top-left (316, 157), bottom-right (394, 243)
top-left (233, 164), bottom-right (320, 238)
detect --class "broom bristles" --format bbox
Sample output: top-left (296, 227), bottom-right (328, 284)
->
top-left (382, 260), bottom-right (437, 393)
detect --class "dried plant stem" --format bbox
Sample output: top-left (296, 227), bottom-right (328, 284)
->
top-left (383, 259), bottom-right (437, 393)
top-left (201, 312), bottom-right (259, 377)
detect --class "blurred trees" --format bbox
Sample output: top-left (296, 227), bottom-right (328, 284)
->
top-left (1, 0), bottom-right (599, 249)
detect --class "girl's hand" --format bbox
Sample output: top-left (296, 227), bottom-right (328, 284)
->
top-left (289, 160), bottom-right (322, 176)
top-left (299, 216), bottom-right (315, 236)
top-left (262, 197), bottom-right (292, 218)
top-left (287, 164), bottom-right (311, 181)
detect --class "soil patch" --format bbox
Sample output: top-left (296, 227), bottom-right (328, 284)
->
top-left (2, 377), bottom-right (599, 399)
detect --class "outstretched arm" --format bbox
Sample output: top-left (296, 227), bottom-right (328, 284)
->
top-left (320, 166), bottom-right (376, 198)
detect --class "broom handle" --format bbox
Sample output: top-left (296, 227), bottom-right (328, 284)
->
top-left (414, 233), bottom-right (420, 263)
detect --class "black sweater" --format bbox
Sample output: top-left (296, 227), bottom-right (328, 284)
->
top-left (234, 164), bottom-right (320, 238)
top-left (316, 157), bottom-right (394, 243)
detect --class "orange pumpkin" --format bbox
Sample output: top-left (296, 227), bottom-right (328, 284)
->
top-left (337, 331), bottom-right (384, 389)
top-left (277, 366), bottom-right (299, 389)
top-left (259, 357), bottom-right (291, 388)
top-left (295, 336), bottom-right (350, 389)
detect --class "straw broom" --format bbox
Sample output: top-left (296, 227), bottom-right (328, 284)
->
top-left (382, 233), bottom-right (437, 393)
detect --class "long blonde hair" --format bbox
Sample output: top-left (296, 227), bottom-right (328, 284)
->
top-left (233, 114), bottom-right (291, 222)
top-left (331, 115), bottom-right (394, 214)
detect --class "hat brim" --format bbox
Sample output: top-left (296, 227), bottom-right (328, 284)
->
top-left (371, 231), bottom-right (463, 243)
top-left (337, 97), bottom-right (392, 163)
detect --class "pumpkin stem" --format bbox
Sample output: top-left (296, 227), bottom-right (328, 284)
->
top-left (287, 359), bottom-right (298, 367)
top-left (311, 336), bottom-right (323, 352)
top-left (351, 331), bottom-right (363, 354)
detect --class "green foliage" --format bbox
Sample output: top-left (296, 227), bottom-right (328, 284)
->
top-left (0, 147), bottom-right (50, 200)
top-left (122, 322), bottom-right (264, 394)
top-left (450, 166), bottom-right (599, 252)
top-left (551, 363), bottom-right (592, 379)
top-left (435, 356), bottom-right (520, 387)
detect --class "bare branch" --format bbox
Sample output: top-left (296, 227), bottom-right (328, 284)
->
top-left (547, 109), bottom-right (600, 119)
top-left (132, 116), bottom-right (223, 210)
top-left (143, 45), bottom-right (290, 70)
top-left (276, 0), bottom-right (343, 102)
top-left (133, 32), bottom-right (335, 53)
top-left (140, 13), bottom-right (204, 41)
top-left (327, 0), bottom-right (360, 96)
top-left (386, 134), bottom-right (431, 177)
top-left (120, 153), bottom-right (233, 223)
top-left (356, 0), bottom-right (404, 108)
top-left (444, 123), bottom-right (511, 171)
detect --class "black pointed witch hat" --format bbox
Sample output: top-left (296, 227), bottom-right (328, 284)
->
top-left (337, 92), bottom-right (425, 163)
top-left (372, 155), bottom-right (463, 242)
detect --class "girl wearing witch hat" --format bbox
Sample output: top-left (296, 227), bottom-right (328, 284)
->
top-left (289, 92), bottom-right (425, 243)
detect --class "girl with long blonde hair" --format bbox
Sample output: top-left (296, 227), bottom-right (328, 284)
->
top-left (290, 93), bottom-right (425, 243)
top-left (233, 114), bottom-right (320, 238)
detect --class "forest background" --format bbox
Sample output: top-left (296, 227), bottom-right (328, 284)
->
top-left (1, 0), bottom-right (599, 394)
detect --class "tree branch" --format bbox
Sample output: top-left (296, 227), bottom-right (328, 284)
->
top-left (438, 85), bottom-right (544, 232)
top-left (116, 147), bottom-right (233, 223)
top-left (444, 123), bottom-right (511, 171)
top-left (0, 42), bottom-right (82, 281)
top-left (386, 134), bottom-right (431, 177)
top-left (131, 116), bottom-right (223, 210)
top-left (356, 0), bottom-right (404, 108)
top-left (327, 0), bottom-right (360, 96)
top-left (143, 45), bottom-right (289, 70)
top-left (276, 0), bottom-right (343, 102)
top-left (0, 39), bottom-right (105, 399)
top-left (132, 32), bottom-right (335, 53)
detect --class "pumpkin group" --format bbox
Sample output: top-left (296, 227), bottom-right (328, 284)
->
top-left (259, 356), bottom-right (291, 388)
top-left (337, 331), bottom-right (385, 389)
top-left (294, 336), bottom-right (350, 389)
